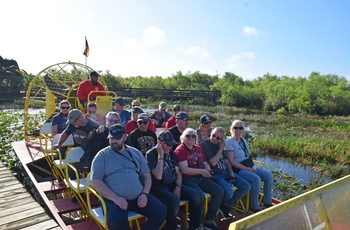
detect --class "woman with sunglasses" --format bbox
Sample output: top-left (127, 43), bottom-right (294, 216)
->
top-left (175, 128), bottom-right (223, 230)
top-left (196, 115), bottom-right (213, 144)
top-left (224, 120), bottom-right (273, 213)
top-left (52, 100), bottom-right (71, 135)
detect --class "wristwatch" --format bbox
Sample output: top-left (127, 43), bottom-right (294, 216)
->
top-left (141, 192), bottom-right (149, 198)
top-left (176, 183), bottom-right (182, 188)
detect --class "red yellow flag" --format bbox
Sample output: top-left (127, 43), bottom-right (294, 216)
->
top-left (83, 37), bottom-right (90, 57)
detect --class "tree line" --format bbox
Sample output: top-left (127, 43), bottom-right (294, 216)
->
top-left (102, 71), bottom-right (350, 116)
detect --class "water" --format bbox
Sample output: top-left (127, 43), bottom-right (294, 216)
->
top-left (255, 154), bottom-right (333, 184)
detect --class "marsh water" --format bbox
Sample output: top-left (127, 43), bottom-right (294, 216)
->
top-left (255, 154), bottom-right (332, 184)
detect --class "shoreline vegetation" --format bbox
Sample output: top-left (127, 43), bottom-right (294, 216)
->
top-left (1, 103), bottom-right (350, 201)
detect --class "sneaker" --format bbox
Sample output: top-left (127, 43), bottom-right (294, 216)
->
top-left (250, 208), bottom-right (261, 214)
top-left (218, 204), bottom-right (233, 220)
top-left (204, 220), bottom-right (221, 230)
top-left (263, 203), bottom-right (273, 208)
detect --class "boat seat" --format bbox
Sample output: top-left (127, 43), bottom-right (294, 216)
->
top-left (95, 95), bottom-right (114, 117)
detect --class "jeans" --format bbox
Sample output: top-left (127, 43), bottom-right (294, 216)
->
top-left (183, 176), bottom-right (224, 221)
top-left (104, 194), bottom-right (166, 230)
top-left (212, 172), bottom-right (251, 208)
top-left (151, 183), bottom-right (203, 229)
top-left (238, 168), bottom-right (273, 210)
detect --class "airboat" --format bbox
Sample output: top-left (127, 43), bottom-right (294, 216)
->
top-left (12, 61), bottom-right (350, 229)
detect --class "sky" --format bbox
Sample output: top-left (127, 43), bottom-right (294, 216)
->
top-left (2, 0), bottom-right (350, 80)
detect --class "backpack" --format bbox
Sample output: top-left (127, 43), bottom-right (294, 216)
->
top-left (79, 128), bottom-right (109, 172)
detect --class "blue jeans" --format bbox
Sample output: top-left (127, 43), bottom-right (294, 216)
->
top-left (151, 183), bottom-right (203, 229)
top-left (212, 172), bottom-right (251, 208)
top-left (238, 168), bottom-right (273, 210)
top-left (104, 194), bottom-right (166, 230)
top-left (183, 176), bottom-right (224, 221)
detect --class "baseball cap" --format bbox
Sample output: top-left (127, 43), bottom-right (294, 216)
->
top-left (131, 106), bottom-right (144, 114)
top-left (90, 71), bottom-right (99, 78)
top-left (158, 130), bottom-right (177, 146)
top-left (107, 124), bottom-right (126, 139)
top-left (200, 115), bottom-right (211, 124)
top-left (115, 97), bottom-right (125, 106)
top-left (137, 113), bottom-right (149, 121)
top-left (175, 111), bottom-right (189, 121)
top-left (66, 109), bottom-right (83, 125)
top-left (173, 104), bottom-right (180, 111)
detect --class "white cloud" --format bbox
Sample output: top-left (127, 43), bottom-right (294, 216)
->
top-left (226, 52), bottom-right (256, 69)
top-left (142, 26), bottom-right (165, 46)
top-left (242, 26), bottom-right (258, 38)
top-left (124, 37), bottom-right (142, 49)
top-left (179, 46), bottom-right (210, 59)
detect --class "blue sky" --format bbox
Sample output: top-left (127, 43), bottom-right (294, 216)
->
top-left (2, 0), bottom-right (350, 80)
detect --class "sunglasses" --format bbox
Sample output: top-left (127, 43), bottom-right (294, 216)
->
top-left (61, 106), bottom-right (70, 109)
top-left (88, 111), bottom-right (96, 114)
top-left (138, 120), bottom-right (148, 125)
top-left (108, 119), bottom-right (119, 123)
top-left (73, 116), bottom-right (80, 124)
top-left (203, 121), bottom-right (211, 125)
top-left (233, 127), bottom-right (244, 130)
top-left (212, 134), bottom-right (221, 141)
top-left (185, 134), bottom-right (196, 139)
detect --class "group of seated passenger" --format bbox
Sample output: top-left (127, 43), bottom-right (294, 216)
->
top-left (52, 95), bottom-right (273, 230)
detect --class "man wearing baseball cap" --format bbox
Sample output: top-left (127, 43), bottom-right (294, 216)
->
top-left (55, 109), bottom-right (99, 152)
top-left (146, 130), bottom-right (203, 230)
top-left (111, 97), bottom-right (131, 127)
top-left (168, 111), bottom-right (189, 150)
top-left (91, 124), bottom-right (166, 229)
top-left (77, 71), bottom-right (106, 110)
top-left (129, 113), bottom-right (157, 155)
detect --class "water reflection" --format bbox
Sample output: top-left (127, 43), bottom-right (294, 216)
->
top-left (255, 154), bottom-right (332, 184)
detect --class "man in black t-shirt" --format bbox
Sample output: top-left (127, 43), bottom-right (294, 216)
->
top-left (130, 113), bottom-right (157, 155)
top-left (168, 111), bottom-right (189, 151)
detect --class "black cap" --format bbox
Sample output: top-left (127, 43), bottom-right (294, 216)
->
top-left (107, 124), bottom-right (126, 139)
top-left (158, 130), bottom-right (177, 146)
top-left (137, 113), bottom-right (149, 121)
top-left (200, 115), bottom-right (211, 124)
top-left (173, 104), bottom-right (180, 111)
top-left (90, 71), bottom-right (99, 78)
top-left (175, 111), bottom-right (189, 121)
top-left (131, 106), bottom-right (144, 114)
top-left (115, 97), bottom-right (125, 106)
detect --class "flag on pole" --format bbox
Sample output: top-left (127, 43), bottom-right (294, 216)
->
top-left (83, 37), bottom-right (90, 57)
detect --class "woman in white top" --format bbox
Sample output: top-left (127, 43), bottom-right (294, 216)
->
top-left (224, 119), bottom-right (273, 213)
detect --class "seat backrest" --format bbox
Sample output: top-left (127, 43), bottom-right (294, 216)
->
top-left (40, 123), bottom-right (52, 134)
top-left (66, 147), bottom-right (85, 163)
top-left (52, 134), bottom-right (74, 147)
top-left (95, 95), bottom-right (113, 117)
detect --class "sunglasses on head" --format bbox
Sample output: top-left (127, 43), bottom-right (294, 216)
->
top-left (212, 134), bottom-right (221, 140)
top-left (233, 127), bottom-right (243, 130)
top-left (88, 111), bottom-right (96, 114)
top-left (138, 120), bottom-right (148, 125)
top-left (185, 134), bottom-right (196, 139)
top-left (61, 106), bottom-right (70, 109)
top-left (203, 121), bottom-right (211, 125)
top-left (108, 119), bottom-right (119, 123)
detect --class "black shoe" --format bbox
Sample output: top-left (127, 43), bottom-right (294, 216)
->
top-left (218, 204), bottom-right (233, 220)
top-left (250, 208), bottom-right (261, 214)
top-left (71, 195), bottom-right (78, 203)
top-left (263, 203), bottom-right (273, 208)
top-left (204, 220), bottom-right (221, 230)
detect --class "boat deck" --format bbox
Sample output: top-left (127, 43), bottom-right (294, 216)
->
top-left (0, 161), bottom-right (60, 230)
